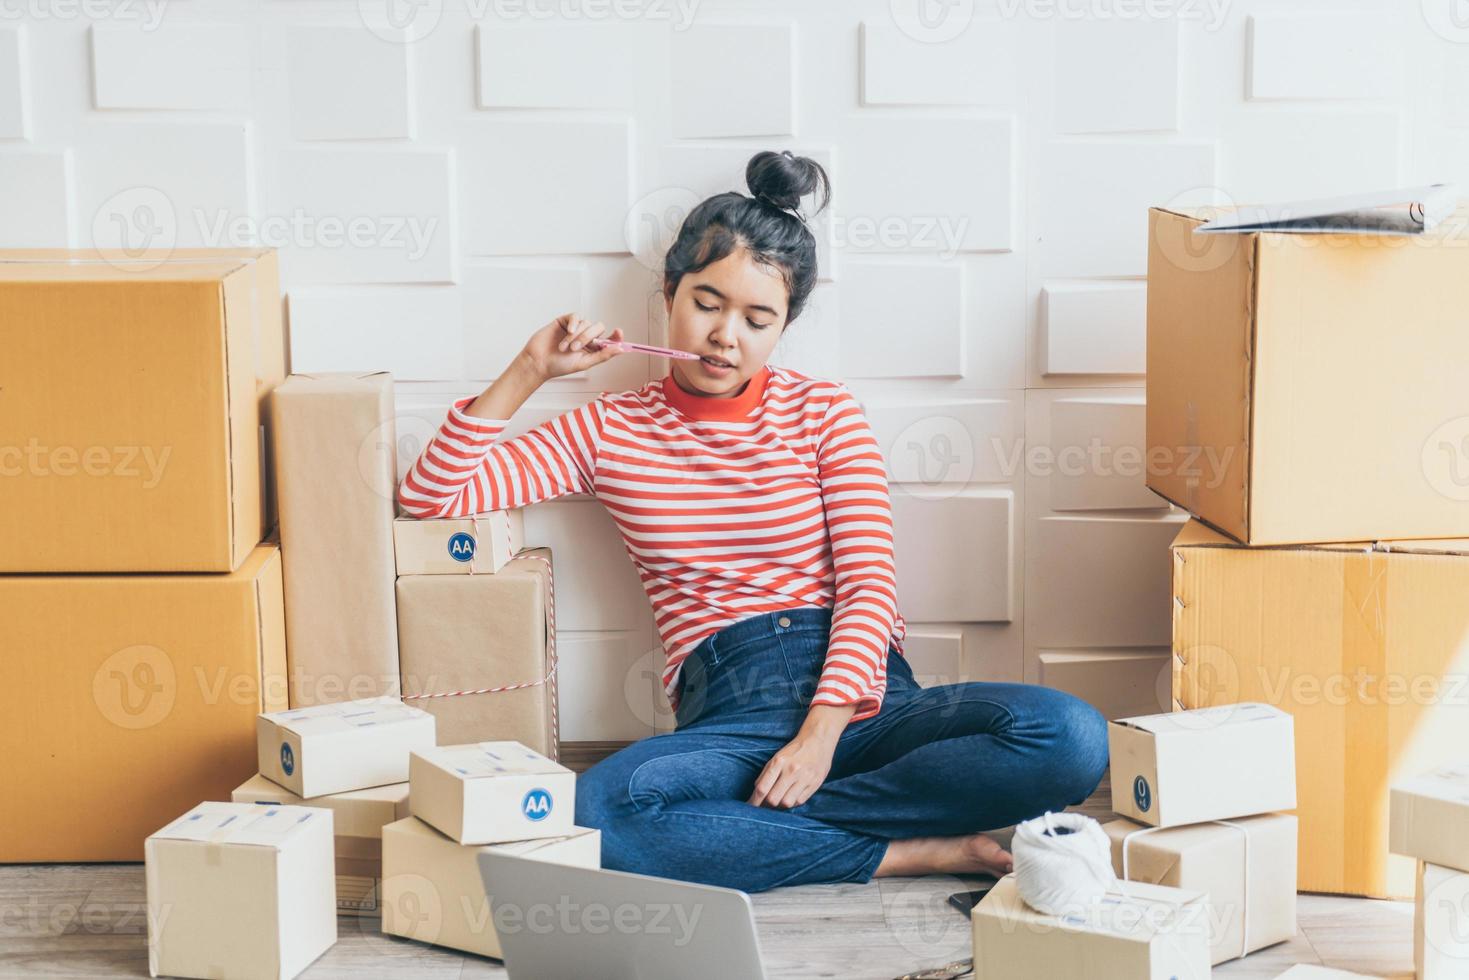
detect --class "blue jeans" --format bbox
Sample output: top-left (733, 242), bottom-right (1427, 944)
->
top-left (574, 607), bottom-right (1109, 893)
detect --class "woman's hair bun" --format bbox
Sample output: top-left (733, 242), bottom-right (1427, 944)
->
top-left (745, 150), bottom-right (831, 218)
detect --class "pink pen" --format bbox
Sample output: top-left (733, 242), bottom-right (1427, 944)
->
top-left (586, 339), bottom-right (702, 360)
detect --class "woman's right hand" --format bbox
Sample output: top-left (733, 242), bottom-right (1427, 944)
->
top-left (523, 313), bottom-right (624, 381)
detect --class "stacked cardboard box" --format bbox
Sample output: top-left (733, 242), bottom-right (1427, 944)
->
top-left (1390, 766), bottom-right (1469, 977)
top-left (393, 510), bottom-right (560, 759)
top-left (0, 249), bottom-right (288, 862)
top-left (382, 741), bottom-right (599, 960)
top-left (1147, 204), bottom-right (1469, 899)
top-left (1105, 703), bottom-right (1300, 966)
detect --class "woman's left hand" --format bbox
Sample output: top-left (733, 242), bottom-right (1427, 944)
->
top-left (748, 731), bottom-right (837, 810)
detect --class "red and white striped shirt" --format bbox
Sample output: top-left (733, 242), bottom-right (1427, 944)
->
top-left (398, 364), bottom-right (906, 722)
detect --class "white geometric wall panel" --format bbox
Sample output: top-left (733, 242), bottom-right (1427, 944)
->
top-left (521, 497), bottom-right (651, 634)
top-left (859, 18), bottom-right (1020, 107)
top-left (1036, 648), bottom-right (1172, 720)
top-left (1248, 12), bottom-right (1400, 101)
top-left (863, 395), bottom-right (1021, 488)
top-left (0, 150), bottom-right (72, 247)
top-left (1054, 16), bottom-right (1179, 133)
top-left (477, 22), bottom-right (655, 109)
top-left (276, 147), bottom-right (455, 284)
top-left (671, 22), bottom-right (795, 138)
top-left (1035, 393), bottom-right (1170, 513)
top-left (892, 490), bottom-right (1013, 623)
top-left (838, 260), bottom-right (964, 378)
top-left (78, 122), bottom-right (254, 250)
top-left (1027, 515), bottom-right (1182, 649)
top-left (462, 264), bottom-right (588, 382)
top-left (0, 26), bottom-right (28, 138)
top-left (91, 22), bottom-right (251, 110)
top-left (1039, 140), bottom-right (1216, 277)
top-left (288, 286), bottom-right (461, 381)
top-left (287, 25), bottom-right (414, 140)
top-left (557, 633), bottom-right (659, 742)
top-left (839, 114), bottom-right (1015, 253)
top-left (897, 629), bottom-right (965, 688)
top-left (461, 118), bottom-right (632, 256)
top-left (1221, 110), bottom-right (1402, 203)
top-left (769, 282), bottom-right (840, 379)
top-left (1042, 282), bottom-right (1147, 376)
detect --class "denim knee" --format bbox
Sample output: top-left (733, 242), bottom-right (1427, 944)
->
top-left (1043, 689), bottom-right (1110, 803)
top-left (573, 758), bottom-right (629, 831)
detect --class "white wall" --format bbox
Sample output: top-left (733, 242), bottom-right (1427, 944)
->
top-left (3, 0), bottom-right (1461, 739)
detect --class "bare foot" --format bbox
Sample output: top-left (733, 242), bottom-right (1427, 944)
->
top-left (873, 832), bottom-right (1014, 878)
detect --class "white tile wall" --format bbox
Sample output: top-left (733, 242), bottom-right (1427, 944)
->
top-left (5, 0), bottom-right (1460, 735)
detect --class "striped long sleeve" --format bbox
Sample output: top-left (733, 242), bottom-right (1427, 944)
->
top-left (808, 387), bottom-right (900, 721)
top-left (398, 396), bottom-right (605, 518)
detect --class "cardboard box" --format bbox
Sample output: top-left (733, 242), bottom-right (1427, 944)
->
top-left (1, 543), bottom-right (287, 862)
top-left (0, 247), bottom-right (285, 572)
top-left (380, 816), bottom-right (600, 960)
top-left (393, 509), bottom-right (525, 575)
top-left (1273, 968), bottom-right (1377, 980)
top-left (409, 741), bottom-right (575, 845)
top-left (1173, 519), bottom-right (1469, 898)
top-left (145, 801), bottom-right (336, 980)
top-left (1417, 860), bottom-right (1469, 978)
top-left (1391, 765), bottom-right (1469, 874)
top-left (256, 696), bottom-right (435, 799)
top-left (1107, 702), bottom-right (1296, 828)
top-left (273, 371), bottom-right (401, 707)
top-left (1103, 813), bottom-right (1298, 964)
top-left (971, 874), bottom-right (1211, 980)
top-left (396, 548), bottom-right (559, 758)
top-left (1145, 205), bottom-right (1469, 546)
top-left (232, 773), bottom-right (410, 916)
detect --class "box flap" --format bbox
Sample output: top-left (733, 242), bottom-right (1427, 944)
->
top-left (1171, 519), bottom-right (1469, 557)
top-left (150, 801), bottom-right (326, 848)
top-left (1195, 185), bottom-right (1459, 236)
top-left (1115, 701), bottom-right (1286, 734)
top-left (0, 249), bottom-right (263, 282)
top-left (419, 741), bottom-right (568, 779)
top-left (1394, 764), bottom-right (1469, 803)
top-left (264, 696), bottom-right (429, 736)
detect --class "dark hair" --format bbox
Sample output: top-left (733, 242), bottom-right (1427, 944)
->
top-left (662, 150), bottom-right (832, 325)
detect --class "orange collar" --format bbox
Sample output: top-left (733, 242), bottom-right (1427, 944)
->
top-left (660, 364), bottom-right (772, 421)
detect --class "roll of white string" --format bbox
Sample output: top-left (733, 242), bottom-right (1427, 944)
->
top-left (1011, 810), bottom-right (1118, 916)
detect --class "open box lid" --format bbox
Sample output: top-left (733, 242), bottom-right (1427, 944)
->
top-left (1191, 184), bottom-right (1459, 235)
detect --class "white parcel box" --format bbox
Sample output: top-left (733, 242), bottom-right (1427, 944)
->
top-left (1417, 860), bottom-right (1469, 979)
top-left (232, 774), bottom-right (411, 916)
top-left (257, 696), bottom-right (435, 798)
top-left (380, 816), bottom-right (600, 960)
top-left (1108, 702), bottom-right (1297, 827)
top-left (1391, 764), bottom-right (1469, 873)
top-left (146, 802), bottom-right (336, 980)
top-left (393, 510), bottom-right (525, 575)
top-left (410, 740), bottom-right (575, 845)
top-left (972, 874), bottom-right (1212, 979)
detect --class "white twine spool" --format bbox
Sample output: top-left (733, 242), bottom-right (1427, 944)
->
top-left (1011, 811), bottom-right (1118, 916)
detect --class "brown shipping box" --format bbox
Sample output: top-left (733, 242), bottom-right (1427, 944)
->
top-left (396, 549), bottom-right (559, 759)
top-left (0, 248), bottom-right (286, 572)
top-left (273, 372), bottom-right (400, 706)
top-left (1171, 519), bottom-right (1469, 898)
top-left (1, 544), bottom-right (288, 862)
top-left (1145, 206), bottom-right (1469, 545)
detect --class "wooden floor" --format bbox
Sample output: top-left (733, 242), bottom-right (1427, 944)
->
top-left (1, 786), bottom-right (1413, 979)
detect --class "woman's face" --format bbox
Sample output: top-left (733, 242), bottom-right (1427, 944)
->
top-left (665, 248), bottom-right (788, 398)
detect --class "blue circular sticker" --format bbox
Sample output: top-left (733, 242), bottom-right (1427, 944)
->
top-left (280, 742), bottom-right (295, 777)
top-left (447, 531), bottom-right (477, 563)
top-left (1133, 775), bottom-right (1152, 813)
top-left (522, 787), bottom-right (553, 821)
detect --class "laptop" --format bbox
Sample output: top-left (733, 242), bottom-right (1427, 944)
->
top-left (476, 850), bottom-right (768, 980)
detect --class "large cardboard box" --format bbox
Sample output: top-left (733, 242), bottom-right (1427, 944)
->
top-left (1103, 813), bottom-right (1298, 964)
top-left (1391, 764), bottom-right (1469, 874)
top-left (273, 372), bottom-right (401, 706)
top-left (1172, 519), bottom-right (1469, 898)
top-left (0, 247), bottom-right (285, 572)
top-left (971, 874), bottom-right (1211, 979)
top-left (396, 548), bottom-right (559, 758)
top-left (1107, 702), bottom-right (1296, 827)
top-left (256, 696), bottom-right (435, 799)
top-left (1417, 860), bottom-right (1469, 978)
top-left (409, 741), bottom-right (576, 845)
top-left (393, 509), bottom-right (525, 575)
top-left (146, 801), bottom-right (336, 980)
top-left (380, 816), bottom-right (600, 960)
top-left (232, 774), bottom-right (410, 916)
top-left (1, 543), bottom-right (287, 862)
top-left (1145, 205), bottom-right (1469, 545)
